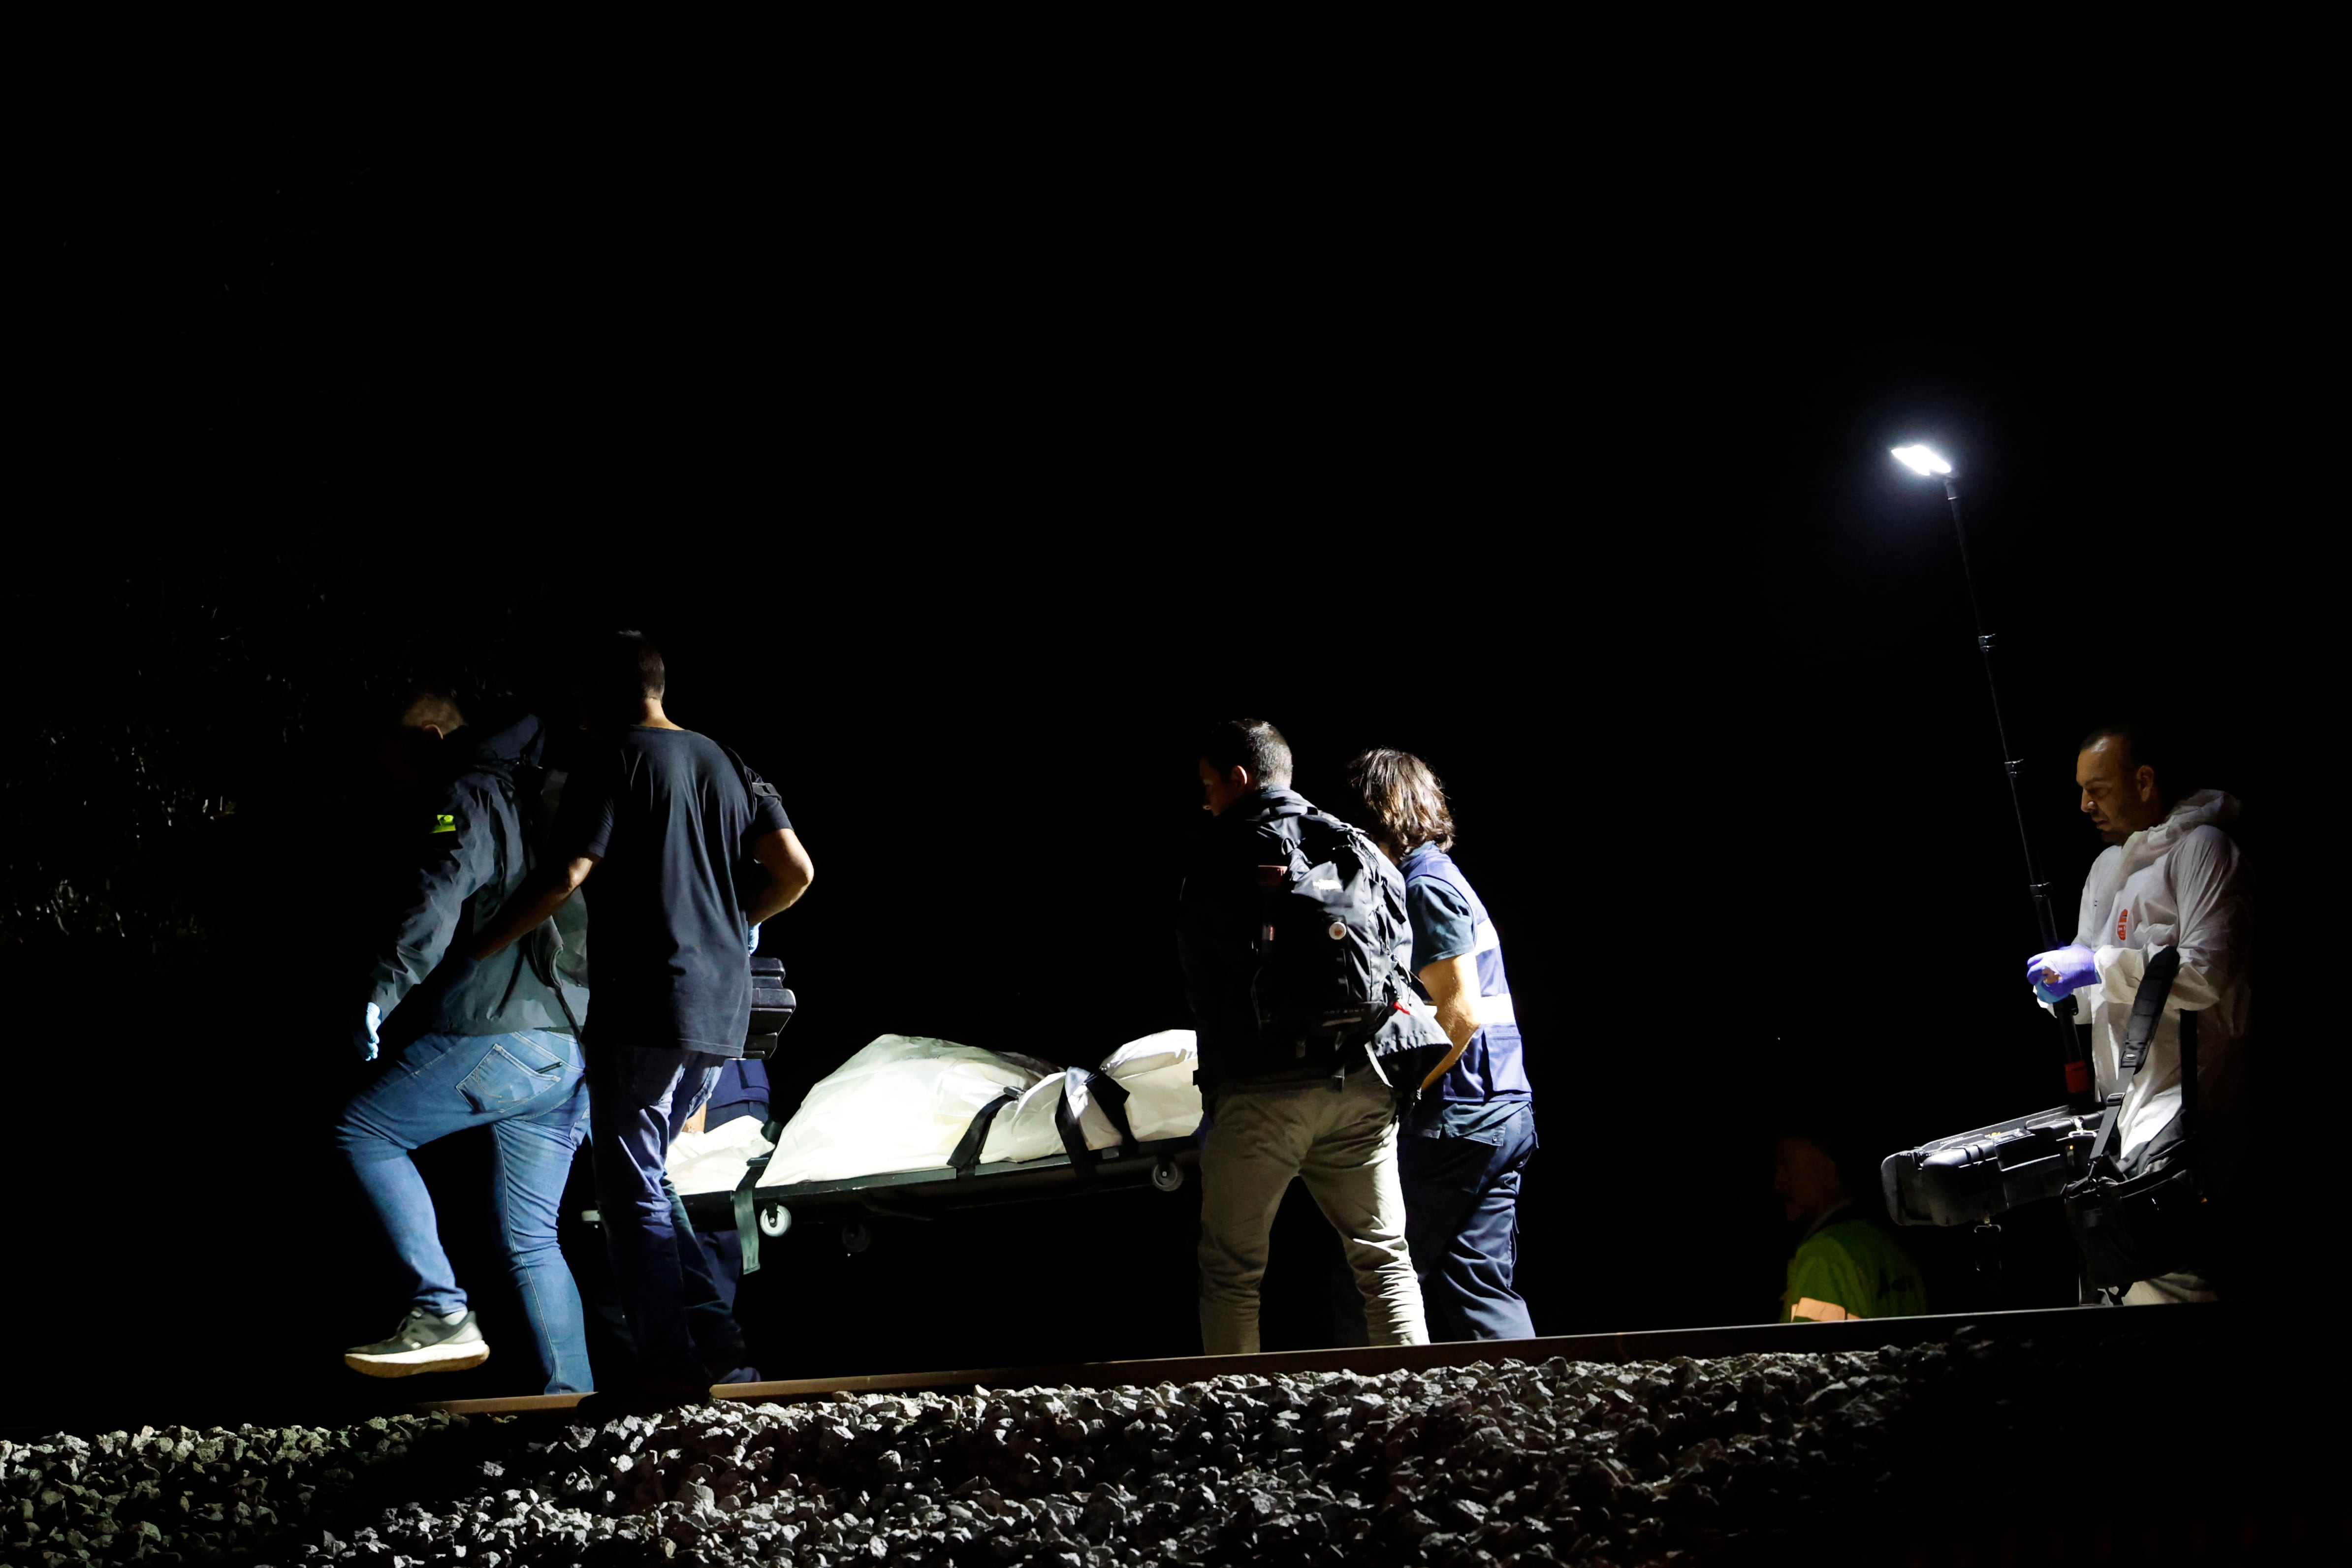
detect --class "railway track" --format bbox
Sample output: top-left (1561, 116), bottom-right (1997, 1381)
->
top-left (9, 1299), bottom-right (2332, 1564)
top-left (410, 1300), bottom-right (2225, 1415)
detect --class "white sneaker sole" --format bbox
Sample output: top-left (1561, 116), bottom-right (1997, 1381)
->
top-left (343, 1343), bottom-right (492, 1379)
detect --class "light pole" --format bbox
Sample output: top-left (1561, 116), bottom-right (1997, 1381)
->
top-left (1891, 444), bottom-right (2096, 1113)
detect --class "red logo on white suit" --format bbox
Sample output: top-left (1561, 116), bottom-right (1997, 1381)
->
top-left (2115, 907), bottom-right (2130, 942)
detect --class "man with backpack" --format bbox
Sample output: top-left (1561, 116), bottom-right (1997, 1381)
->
top-left (472, 631), bottom-right (813, 1397)
top-left (1179, 719), bottom-right (1433, 1355)
top-left (335, 688), bottom-right (595, 1393)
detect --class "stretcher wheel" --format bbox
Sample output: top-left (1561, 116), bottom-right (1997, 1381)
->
top-left (758, 1204), bottom-right (792, 1239)
top-left (1151, 1156), bottom-right (1185, 1193)
top-left (841, 1219), bottom-right (873, 1254)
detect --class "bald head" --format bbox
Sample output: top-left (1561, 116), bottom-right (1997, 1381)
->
top-left (2076, 732), bottom-right (2165, 845)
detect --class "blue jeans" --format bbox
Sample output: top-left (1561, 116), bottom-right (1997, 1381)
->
top-left (334, 1029), bottom-right (592, 1394)
top-left (585, 1038), bottom-right (736, 1384)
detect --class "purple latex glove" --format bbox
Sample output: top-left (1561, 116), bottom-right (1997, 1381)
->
top-left (2026, 944), bottom-right (2099, 1005)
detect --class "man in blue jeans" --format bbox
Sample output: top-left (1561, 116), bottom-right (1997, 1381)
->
top-left (336, 690), bottom-right (595, 1391)
top-left (476, 632), bottom-right (813, 1398)
top-left (1346, 748), bottom-right (1538, 1341)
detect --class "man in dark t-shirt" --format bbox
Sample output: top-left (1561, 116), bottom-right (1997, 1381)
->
top-left (562, 726), bottom-right (793, 1051)
top-left (476, 631), bottom-right (813, 1394)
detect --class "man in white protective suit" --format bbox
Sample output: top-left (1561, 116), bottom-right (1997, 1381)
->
top-left (2027, 722), bottom-right (2251, 1304)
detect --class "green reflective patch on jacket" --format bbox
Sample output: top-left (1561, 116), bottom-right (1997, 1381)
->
top-left (1781, 1215), bottom-right (1930, 1322)
top-left (430, 814), bottom-right (456, 834)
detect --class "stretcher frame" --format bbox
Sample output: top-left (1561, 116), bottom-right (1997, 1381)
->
top-left (584, 1137), bottom-right (1201, 1256)
top-left (581, 1042), bottom-right (1203, 1257)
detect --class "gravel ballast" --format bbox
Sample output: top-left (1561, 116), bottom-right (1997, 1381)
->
top-left (0, 1325), bottom-right (2322, 1565)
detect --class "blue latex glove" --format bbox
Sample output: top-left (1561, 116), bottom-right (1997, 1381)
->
top-left (2026, 945), bottom-right (2099, 1005)
top-left (354, 1001), bottom-right (382, 1063)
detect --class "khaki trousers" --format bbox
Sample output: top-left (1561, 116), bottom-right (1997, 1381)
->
top-left (2122, 1270), bottom-right (2219, 1305)
top-left (1197, 1067), bottom-right (1428, 1355)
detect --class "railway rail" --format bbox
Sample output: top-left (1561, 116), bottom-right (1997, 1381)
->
top-left (410, 1300), bottom-right (2233, 1416)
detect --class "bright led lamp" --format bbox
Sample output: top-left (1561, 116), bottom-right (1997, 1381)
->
top-left (1891, 444), bottom-right (1953, 476)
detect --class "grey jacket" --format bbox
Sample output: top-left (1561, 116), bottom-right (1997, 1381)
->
top-left (365, 715), bottom-right (589, 1042)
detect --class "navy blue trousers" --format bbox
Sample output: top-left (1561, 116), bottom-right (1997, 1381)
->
top-left (1398, 1102), bottom-right (1538, 1341)
top-left (693, 1099), bottom-right (769, 1316)
top-left (584, 1038), bottom-right (739, 1384)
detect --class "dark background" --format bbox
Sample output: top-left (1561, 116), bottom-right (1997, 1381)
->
top-left (6, 97), bottom-right (2298, 1431)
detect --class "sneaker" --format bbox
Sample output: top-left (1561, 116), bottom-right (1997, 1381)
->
top-left (343, 1308), bottom-right (491, 1379)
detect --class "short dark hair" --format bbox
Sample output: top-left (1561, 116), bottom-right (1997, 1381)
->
top-left (587, 629), bottom-right (667, 708)
top-left (1777, 1117), bottom-right (1865, 1200)
top-left (2078, 719), bottom-right (2191, 806)
top-left (1347, 748), bottom-right (1456, 852)
top-left (1200, 718), bottom-right (1293, 789)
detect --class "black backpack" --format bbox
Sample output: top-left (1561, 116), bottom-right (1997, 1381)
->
top-left (1247, 810), bottom-right (1439, 1076)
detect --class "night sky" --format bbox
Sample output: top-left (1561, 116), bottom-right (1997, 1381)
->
top-left (8, 100), bottom-right (2296, 1431)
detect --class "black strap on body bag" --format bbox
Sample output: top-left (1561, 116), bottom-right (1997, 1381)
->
top-left (1054, 1068), bottom-right (1138, 1186)
top-left (951, 1086), bottom-right (1023, 1177)
top-left (732, 1116), bottom-right (784, 1275)
top-left (2063, 945), bottom-right (2206, 1288)
top-left (949, 1069), bottom-right (1138, 1187)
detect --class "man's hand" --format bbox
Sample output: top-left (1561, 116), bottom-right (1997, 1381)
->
top-left (2027, 944), bottom-right (2099, 1005)
top-left (354, 1002), bottom-right (383, 1063)
top-left (471, 855), bottom-right (599, 961)
top-left (1417, 953), bottom-right (1481, 1089)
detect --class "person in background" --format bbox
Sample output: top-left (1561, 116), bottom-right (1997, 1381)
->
top-left (1346, 749), bottom-right (1538, 1341)
top-left (473, 631), bottom-right (814, 1399)
top-left (335, 688), bottom-right (594, 1391)
top-left (1774, 1123), bottom-right (1927, 1323)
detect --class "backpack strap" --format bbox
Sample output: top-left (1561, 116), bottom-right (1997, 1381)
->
top-left (2086, 945), bottom-right (2182, 1169)
top-left (1251, 818), bottom-right (1305, 956)
top-left (2178, 1008), bottom-right (2198, 1134)
top-left (718, 743), bottom-right (785, 818)
top-left (550, 977), bottom-right (584, 1036)
top-left (466, 772), bottom-right (539, 1020)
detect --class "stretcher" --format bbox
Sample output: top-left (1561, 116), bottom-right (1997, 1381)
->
top-left (586, 1030), bottom-right (1205, 1264)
